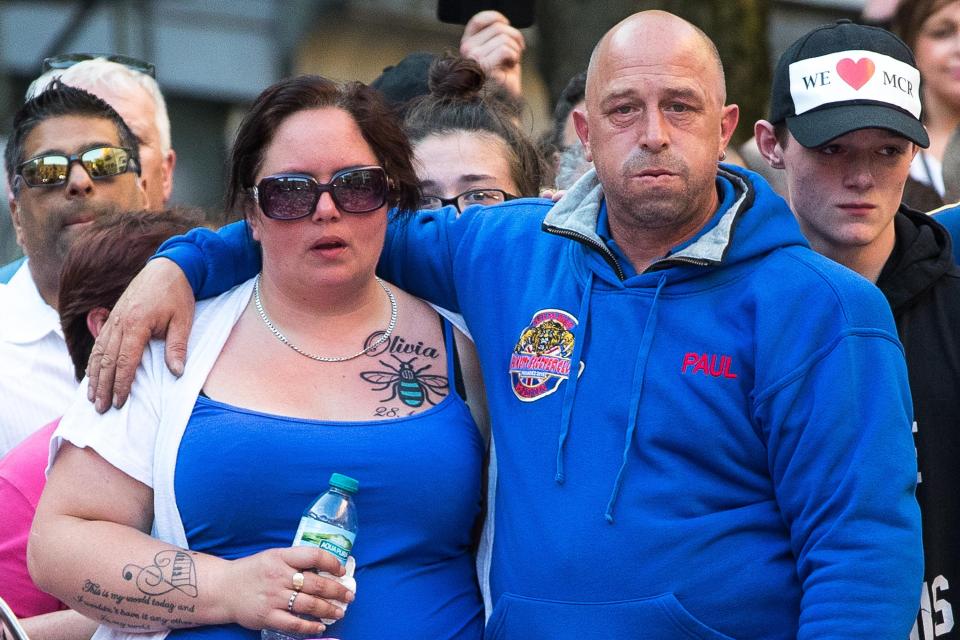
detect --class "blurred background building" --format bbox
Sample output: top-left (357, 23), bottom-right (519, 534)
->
top-left (0, 0), bottom-right (863, 264)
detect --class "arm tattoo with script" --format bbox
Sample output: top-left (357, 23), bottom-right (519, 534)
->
top-left (76, 551), bottom-right (199, 630)
top-left (361, 355), bottom-right (448, 409)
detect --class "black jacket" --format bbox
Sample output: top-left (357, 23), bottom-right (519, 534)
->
top-left (877, 207), bottom-right (960, 639)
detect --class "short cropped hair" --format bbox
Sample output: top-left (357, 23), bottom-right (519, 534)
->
top-left (403, 54), bottom-right (545, 197)
top-left (227, 74), bottom-right (421, 216)
top-left (58, 208), bottom-right (203, 381)
top-left (26, 58), bottom-right (172, 154)
top-left (5, 80), bottom-right (140, 190)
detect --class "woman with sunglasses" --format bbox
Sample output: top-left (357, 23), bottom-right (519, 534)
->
top-left (403, 54), bottom-right (544, 214)
top-left (29, 76), bottom-right (486, 640)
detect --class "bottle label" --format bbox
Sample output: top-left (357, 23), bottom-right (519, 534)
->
top-left (293, 519), bottom-right (355, 565)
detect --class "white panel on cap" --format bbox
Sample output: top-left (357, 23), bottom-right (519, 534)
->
top-left (789, 50), bottom-right (921, 118)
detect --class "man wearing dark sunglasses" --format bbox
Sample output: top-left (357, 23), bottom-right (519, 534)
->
top-left (0, 54), bottom-right (176, 286)
top-left (0, 81), bottom-right (147, 458)
top-left (26, 54), bottom-right (174, 212)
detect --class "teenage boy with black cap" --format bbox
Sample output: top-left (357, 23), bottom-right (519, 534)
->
top-left (756, 20), bottom-right (960, 639)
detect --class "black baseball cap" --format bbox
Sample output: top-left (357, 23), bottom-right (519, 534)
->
top-left (769, 20), bottom-right (928, 148)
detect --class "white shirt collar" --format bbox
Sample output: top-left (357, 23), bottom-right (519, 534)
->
top-left (0, 259), bottom-right (64, 344)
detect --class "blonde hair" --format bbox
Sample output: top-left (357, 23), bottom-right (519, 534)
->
top-left (26, 58), bottom-right (171, 154)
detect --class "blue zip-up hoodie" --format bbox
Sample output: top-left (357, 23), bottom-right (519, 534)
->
top-left (157, 165), bottom-right (922, 639)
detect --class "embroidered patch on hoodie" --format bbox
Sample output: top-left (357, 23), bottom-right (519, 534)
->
top-left (509, 309), bottom-right (582, 401)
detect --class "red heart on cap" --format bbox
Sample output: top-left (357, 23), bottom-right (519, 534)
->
top-left (836, 58), bottom-right (875, 90)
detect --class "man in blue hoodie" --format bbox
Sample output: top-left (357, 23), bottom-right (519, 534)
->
top-left (86, 10), bottom-right (922, 639)
top-left (755, 20), bottom-right (960, 640)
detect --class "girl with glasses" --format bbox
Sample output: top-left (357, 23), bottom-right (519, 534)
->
top-left (403, 54), bottom-right (545, 215)
top-left (29, 76), bottom-right (487, 640)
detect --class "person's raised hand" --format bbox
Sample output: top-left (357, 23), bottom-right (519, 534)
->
top-left (87, 258), bottom-right (195, 412)
top-left (460, 10), bottom-right (525, 98)
top-left (221, 546), bottom-right (353, 635)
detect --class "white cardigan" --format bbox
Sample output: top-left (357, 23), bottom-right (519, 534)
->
top-left (52, 279), bottom-right (254, 640)
top-left (50, 279), bottom-right (481, 639)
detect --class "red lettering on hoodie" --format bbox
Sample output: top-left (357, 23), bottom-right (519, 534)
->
top-left (681, 352), bottom-right (738, 378)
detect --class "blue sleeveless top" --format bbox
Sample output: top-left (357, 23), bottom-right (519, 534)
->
top-left (169, 320), bottom-right (484, 640)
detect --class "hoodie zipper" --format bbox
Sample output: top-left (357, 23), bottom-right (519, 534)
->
top-left (545, 224), bottom-right (714, 279)
top-left (644, 256), bottom-right (712, 272)
top-left (544, 224), bottom-right (627, 281)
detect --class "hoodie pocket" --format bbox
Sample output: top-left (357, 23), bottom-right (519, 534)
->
top-left (484, 592), bottom-right (734, 640)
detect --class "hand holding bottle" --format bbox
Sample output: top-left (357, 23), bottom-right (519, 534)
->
top-left (263, 473), bottom-right (359, 640)
top-left (317, 555), bottom-right (357, 625)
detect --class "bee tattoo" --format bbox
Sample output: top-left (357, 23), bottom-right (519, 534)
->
top-left (361, 355), bottom-right (448, 407)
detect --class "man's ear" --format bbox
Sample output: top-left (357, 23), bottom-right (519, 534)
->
top-left (135, 176), bottom-right (149, 210)
top-left (572, 108), bottom-right (592, 162)
top-left (8, 179), bottom-right (25, 248)
top-left (86, 306), bottom-right (111, 339)
top-left (719, 103), bottom-right (740, 154)
top-left (754, 120), bottom-right (786, 169)
top-left (161, 149), bottom-right (177, 204)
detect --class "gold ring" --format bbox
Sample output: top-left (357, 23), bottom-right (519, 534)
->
top-left (287, 591), bottom-right (298, 613)
top-left (292, 571), bottom-right (305, 592)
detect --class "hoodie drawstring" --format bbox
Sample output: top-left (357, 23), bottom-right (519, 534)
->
top-left (555, 271), bottom-right (593, 484)
top-left (605, 273), bottom-right (667, 523)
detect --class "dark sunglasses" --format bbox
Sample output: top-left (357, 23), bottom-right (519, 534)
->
top-left (42, 53), bottom-right (156, 78)
top-left (249, 166), bottom-right (390, 220)
top-left (16, 146), bottom-right (141, 187)
top-left (419, 188), bottom-right (516, 214)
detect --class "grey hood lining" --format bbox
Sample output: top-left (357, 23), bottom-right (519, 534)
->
top-left (542, 166), bottom-right (750, 266)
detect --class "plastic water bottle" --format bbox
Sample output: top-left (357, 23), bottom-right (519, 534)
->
top-left (262, 473), bottom-right (359, 640)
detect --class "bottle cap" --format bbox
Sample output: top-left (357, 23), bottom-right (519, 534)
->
top-left (329, 473), bottom-right (359, 494)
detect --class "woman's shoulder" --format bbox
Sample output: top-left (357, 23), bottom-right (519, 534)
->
top-left (195, 278), bottom-right (255, 320)
top-left (389, 285), bottom-right (471, 339)
top-left (189, 278), bottom-right (255, 340)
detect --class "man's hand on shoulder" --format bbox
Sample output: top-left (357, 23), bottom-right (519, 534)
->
top-left (87, 258), bottom-right (195, 412)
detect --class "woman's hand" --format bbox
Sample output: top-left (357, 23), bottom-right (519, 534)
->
top-left (87, 258), bottom-right (196, 412)
top-left (32, 445), bottom-right (356, 635)
top-left (222, 546), bottom-right (355, 635)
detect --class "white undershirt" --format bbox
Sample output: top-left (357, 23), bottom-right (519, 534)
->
top-left (0, 260), bottom-right (77, 457)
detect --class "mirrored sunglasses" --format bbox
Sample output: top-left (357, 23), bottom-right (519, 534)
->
top-left (42, 53), bottom-right (156, 78)
top-left (250, 166), bottom-right (390, 220)
top-left (17, 146), bottom-right (141, 187)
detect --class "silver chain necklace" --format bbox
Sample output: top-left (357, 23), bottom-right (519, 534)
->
top-left (253, 273), bottom-right (398, 363)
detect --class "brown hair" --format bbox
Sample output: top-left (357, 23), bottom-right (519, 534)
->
top-left (226, 75), bottom-right (420, 217)
top-left (893, 0), bottom-right (955, 50)
top-left (403, 54), bottom-right (545, 197)
top-left (58, 208), bottom-right (204, 381)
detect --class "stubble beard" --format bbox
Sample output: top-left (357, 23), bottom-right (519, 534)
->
top-left (603, 150), bottom-right (695, 230)
top-left (30, 200), bottom-right (120, 270)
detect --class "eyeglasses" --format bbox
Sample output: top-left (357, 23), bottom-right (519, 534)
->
top-left (16, 146), bottom-right (141, 187)
top-left (419, 188), bottom-right (516, 213)
top-left (249, 166), bottom-right (390, 220)
top-left (42, 53), bottom-right (156, 78)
